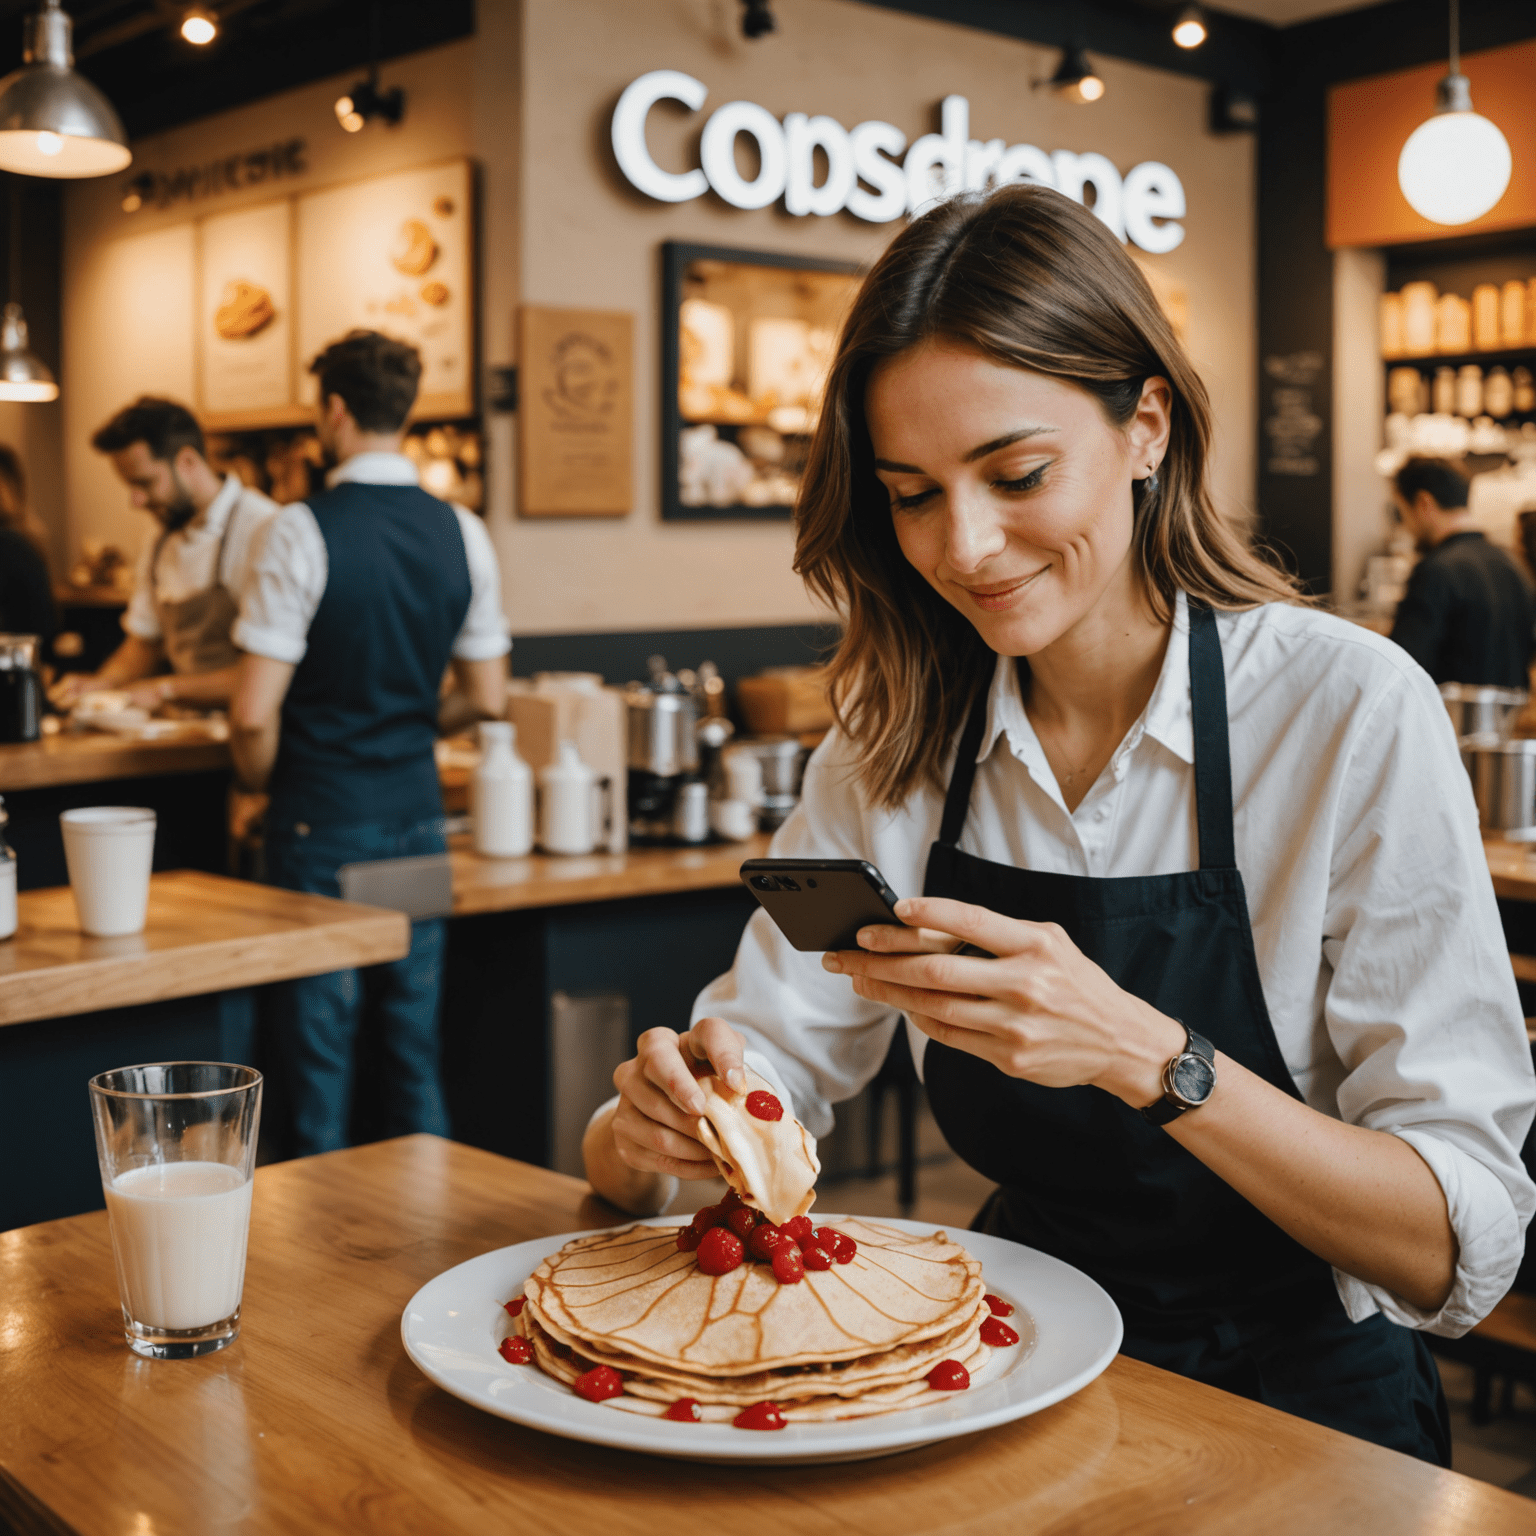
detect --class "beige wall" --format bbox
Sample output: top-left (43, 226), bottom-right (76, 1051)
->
top-left (61, 0), bottom-right (1256, 638)
top-left (1332, 247), bottom-right (1390, 601)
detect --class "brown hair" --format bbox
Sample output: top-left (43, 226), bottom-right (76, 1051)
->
top-left (309, 329), bottom-right (421, 433)
top-left (794, 184), bottom-right (1302, 808)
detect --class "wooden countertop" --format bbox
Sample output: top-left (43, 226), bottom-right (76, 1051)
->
top-left (0, 1135), bottom-right (1525, 1536)
top-left (1486, 836), bottom-right (1536, 902)
top-left (0, 729), bottom-right (230, 792)
top-left (450, 832), bottom-right (770, 915)
top-left (0, 870), bottom-right (408, 1027)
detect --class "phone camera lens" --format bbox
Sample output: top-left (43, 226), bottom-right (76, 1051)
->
top-left (751, 875), bottom-right (779, 891)
top-left (777, 877), bottom-right (801, 892)
top-left (806, 877), bottom-right (818, 888)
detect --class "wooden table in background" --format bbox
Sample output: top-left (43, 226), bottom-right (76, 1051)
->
top-left (0, 1136), bottom-right (1526, 1536)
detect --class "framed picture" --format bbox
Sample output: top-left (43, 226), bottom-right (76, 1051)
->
top-left (517, 305), bottom-right (633, 517)
top-left (661, 242), bottom-right (862, 521)
top-left (295, 157), bottom-right (474, 419)
top-left (196, 199), bottom-right (295, 429)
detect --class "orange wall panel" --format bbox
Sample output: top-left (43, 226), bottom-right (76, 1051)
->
top-left (1327, 39), bottom-right (1536, 249)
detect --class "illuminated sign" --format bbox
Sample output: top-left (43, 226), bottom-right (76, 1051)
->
top-left (611, 71), bottom-right (1186, 254)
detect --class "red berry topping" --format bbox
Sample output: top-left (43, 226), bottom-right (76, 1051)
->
top-left (719, 1188), bottom-right (746, 1213)
top-left (695, 1226), bottom-right (746, 1276)
top-left (980, 1317), bottom-right (1021, 1347)
top-left (573, 1364), bottom-right (625, 1403)
top-left (664, 1398), bottom-right (702, 1422)
top-left (746, 1091), bottom-right (784, 1122)
top-left (800, 1243), bottom-right (833, 1271)
top-left (733, 1401), bottom-right (787, 1431)
top-left (984, 1293), bottom-right (1014, 1318)
top-left (676, 1226), bottom-right (703, 1252)
top-left (690, 1204), bottom-right (724, 1232)
top-left (829, 1232), bottom-right (857, 1264)
top-left (781, 1216), bottom-right (813, 1244)
top-left (926, 1359), bottom-right (970, 1391)
top-left (747, 1223), bottom-right (786, 1262)
top-left (771, 1245), bottom-right (805, 1285)
top-left (498, 1335), bottom-right (533, 1365)
top-left (503, 1296), bottom-right (525, 1318)
top-left (726, 1207), bottom-right (758, 1242)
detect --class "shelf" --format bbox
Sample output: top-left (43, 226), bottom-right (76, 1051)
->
top-left (1384, 347), bottom-right (1536, 370)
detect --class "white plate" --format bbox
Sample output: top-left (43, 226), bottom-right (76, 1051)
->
top-left (400, 1216), bottom-right (1122, 1464)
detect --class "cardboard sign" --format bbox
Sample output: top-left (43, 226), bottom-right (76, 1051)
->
top-left (517, 305), bottom-right (633, 517)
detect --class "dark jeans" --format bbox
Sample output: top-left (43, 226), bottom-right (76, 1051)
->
top-left (265, 817), bottom-right (450, 1156)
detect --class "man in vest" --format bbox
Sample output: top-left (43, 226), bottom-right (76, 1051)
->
top-left (230, 330), bottom-right (508, 1154)
top-left (53, 398), bottom-right (277, 711)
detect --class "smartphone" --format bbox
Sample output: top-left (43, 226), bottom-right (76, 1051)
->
top-left (739, 858), bottom-right (903, 952)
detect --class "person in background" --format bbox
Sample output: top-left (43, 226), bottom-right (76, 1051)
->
top-left (1389, 455), bottom-right (1534, 688)
top-left (50, 398), bottom-right (277, 713)
top-left (229, 330), bottom-right (508, 1155)
top-left (0, 443), bottom-right (55, 640)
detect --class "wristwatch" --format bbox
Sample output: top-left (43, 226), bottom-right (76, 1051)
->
top-left (1139, 1020), bottom-right (1216, 1126)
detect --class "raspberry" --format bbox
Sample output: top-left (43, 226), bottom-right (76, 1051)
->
top-left (719, 1188), bottom-right (746, 1213)
top-left (746, 1091), bottom-right (783, 1122)
top-left (771, 1245), bottom-right (805, 1285)
top-left (696, 1226), bottom-right (745, 1275)
top-left (498, 1335), bottom-right (533, 1365)
top-left (811, 1226), bottom-right (842, 1251)
top-left (676, 1226), bottom-right (703, 1252)
top-left (726, 1207), bottom-right (758, 1242)
top-left (664, 1398), bottom-right (702, 1422)
top-left (502, 1297), bottom-right (525, 1318)
top-left (800, 1243), bottom-right (833, 1271)
top-left (979, 1317), bottom-right (1020, 1347)
top-left (733, 1401), bottom-right (786, 1430)
top-left (747, 1223), bottom-right (786, 1262)
top-left (573, 1364), bottom-right (625, 1402)
top-left (926, 1359), bottom-right (970, 1391)
top-left (781, 1216), bottom-right (813, 1244)
top-left (829, 1232), bottom-right (857, 1264)
top-left (984, 1293), bottom-right (1014, 1318)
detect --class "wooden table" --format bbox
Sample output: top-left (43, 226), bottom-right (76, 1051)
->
top-left (0, 873), bottom-right (408, 1231)
top-left (0, 1136), bottom-right (1526, 1536)
top-left (0, 730), bottom-right (229, 793)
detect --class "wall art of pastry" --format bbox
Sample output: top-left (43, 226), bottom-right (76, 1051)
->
top-left (295, 158), bottom-right (472, 419)
top-left (198, 199), bottom-right (293, 426)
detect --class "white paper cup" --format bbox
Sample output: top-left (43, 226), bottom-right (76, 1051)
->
top-left (60, 807), bottom-right (157, 936)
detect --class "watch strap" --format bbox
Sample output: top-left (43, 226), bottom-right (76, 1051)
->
top-left (1139, 1022), bottom-right (1215, 1126)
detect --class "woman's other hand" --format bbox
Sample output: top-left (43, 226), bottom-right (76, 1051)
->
top-left (822, 896), bottom-right (1184, 1108)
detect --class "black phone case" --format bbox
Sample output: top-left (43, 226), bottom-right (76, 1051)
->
top-left (739, 858), bottom-right (903, 952)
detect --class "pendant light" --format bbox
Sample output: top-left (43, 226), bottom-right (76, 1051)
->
top-left (0, 179), bottom-right (56, 402)
top-left (1040, 47), bottom-right (1105, 105)
top-left (0, 1), bottom-right (130, 179)
top-left (1172, 6), bottom-right (1208, 50)
top-left (1397, 0), bottom-right (1511, 226)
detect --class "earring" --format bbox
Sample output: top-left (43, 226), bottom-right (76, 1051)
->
top-left (1143, 463), bottom-right (1159, 498)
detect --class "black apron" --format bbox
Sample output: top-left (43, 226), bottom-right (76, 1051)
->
top-left (922, 603), bottom-right (1451, 1465)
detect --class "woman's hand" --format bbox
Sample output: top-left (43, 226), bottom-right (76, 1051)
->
top-left (609, 1018), bottom-right (749, 1179)
top-left (822, 895), bottom-right (1185, 1108)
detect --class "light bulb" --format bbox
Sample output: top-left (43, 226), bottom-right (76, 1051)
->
top-left (340, 111), bottom-right (363, 133)
top-left (181, 12), bottom-right (216, 45)
top-left (1173, 16), bottom-right (1207, 48)
top-left (1074, 75), bottom-right (1105, 104)
top-left (121, 190), bottom-right (142, 212)
top-left (1398, 109), bottom-right (1512, 225)
top-left (34, 131), bottom-right (62, 156)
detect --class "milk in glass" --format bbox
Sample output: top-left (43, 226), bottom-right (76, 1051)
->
top-left (104, 1162), bottom-right (253, 1330)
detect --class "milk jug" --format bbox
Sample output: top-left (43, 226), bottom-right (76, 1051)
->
top-left (539, 740), bottom-right (607, 855)
top-left (471, 721), bottom-right (533, 858)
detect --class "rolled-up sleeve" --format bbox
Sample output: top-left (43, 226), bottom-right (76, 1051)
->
top-left (1322, 665), bottom-right (1536, 1335)
top-left (231, 504), bottom-right (326, 664)
top-left (121, 541), bottom-right (161, 641)
top-left (450, 507), bottom-right (511, 662)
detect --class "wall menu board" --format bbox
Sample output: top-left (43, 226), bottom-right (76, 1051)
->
top-left (192, 156), bottom-right (473, 429)
top-left (517, 305), bottom-right (633, 516)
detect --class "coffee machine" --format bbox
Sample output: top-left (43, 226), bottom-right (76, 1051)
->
top-left (625, 668), bottom-right (701, 844)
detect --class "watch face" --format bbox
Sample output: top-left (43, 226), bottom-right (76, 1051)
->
top-left (1170, 1052), bottom-right (1216, 1107)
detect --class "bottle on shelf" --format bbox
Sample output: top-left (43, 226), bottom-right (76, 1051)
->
top-left (1502, 281), bottom-right (1526, 349)
top-left (0, 797), bottom-right (15, 941)
top-left (1473, 284), bottom-right (1502, 351)
top-left (470, 720), bottom-right (533, 859)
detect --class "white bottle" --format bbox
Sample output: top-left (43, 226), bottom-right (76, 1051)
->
top-left (470, 721), bottom-right (533, 858)
top-left (539, 740), bottom-right (600, 855)
top-left (0, 796), bottom-right (15, 940)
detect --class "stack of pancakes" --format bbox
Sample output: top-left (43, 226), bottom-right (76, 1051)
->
top-left (516, 1217), bottom-right (994, 1422)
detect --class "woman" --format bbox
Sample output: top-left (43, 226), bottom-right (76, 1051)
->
top-left (586, 186), bottom-right (1535, 1463)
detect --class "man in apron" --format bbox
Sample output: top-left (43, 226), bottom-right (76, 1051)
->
top-left (52, 397), bottom-right (278, 712)
top-left (228, 330), bottom-right (508, 1156)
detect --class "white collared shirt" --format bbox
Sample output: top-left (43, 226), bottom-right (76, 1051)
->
top-left (123, 474), bottom-right (278, 643)
top-left (694, 594), bottom-right (1536, 1338)
top-left (233, 451), bottom-right (510, 665)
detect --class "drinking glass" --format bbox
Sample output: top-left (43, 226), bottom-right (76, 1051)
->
top-left (89, 1062), bottom-right (262, 1360)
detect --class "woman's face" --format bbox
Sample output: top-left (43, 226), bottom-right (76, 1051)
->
top-left (866, 338), bottom-right (1170, 657)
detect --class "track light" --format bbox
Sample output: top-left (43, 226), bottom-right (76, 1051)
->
top-left (180, 7), bottom-right (216, 45)
top-left (334, 73), bottom-right (403, 134)
top-left (1172, 5), bottom-right (1207, 49)
top-left (740, 0), bottom-right (775, 39)
top-left (1039, 46), bottom-right (1104, 105)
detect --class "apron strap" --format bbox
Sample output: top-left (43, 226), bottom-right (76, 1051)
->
top-left (1187, 602), bottom-right (1236, 872)
top-left (937, 683), bottom-right (990, 848)
top-left (211, 494), bottom-right (237, 590)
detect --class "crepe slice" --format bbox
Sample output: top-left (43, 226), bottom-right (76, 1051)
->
top-left (523, 1217), bottom-right (984, 1375)
top-left (520, 1312), bottom-right (994, 1423)
top-left (692, 1066), bottom-right (819, 1226)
